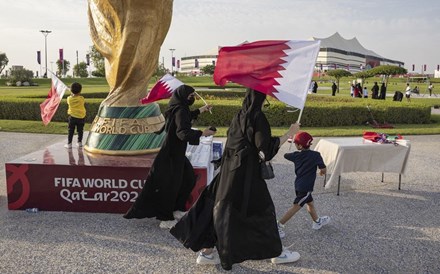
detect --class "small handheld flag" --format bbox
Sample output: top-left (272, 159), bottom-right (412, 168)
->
top-left (40, 72), bottom-right (69, 125)
top-left (140, 74), bottom-right (184, 104)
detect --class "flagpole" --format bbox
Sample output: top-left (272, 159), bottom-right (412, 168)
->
top-left (46, 69), bottom-right (57, 79)
top-left (296, 107), bottom-right (304, 124)
top-left (194, 91), bottom-right (212, 114)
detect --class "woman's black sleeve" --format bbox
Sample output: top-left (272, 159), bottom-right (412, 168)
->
top-left (253, 113), bottom-right (280, 161)
top-left (175, 108), bottom-right (202, 145)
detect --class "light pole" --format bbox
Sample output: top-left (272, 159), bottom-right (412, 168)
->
top-left (76, 50), bottom-right (79, 77)
top-left (40, 30), bottom-right (52, 78)
top-left (169, 48), bottom-right (175, 75)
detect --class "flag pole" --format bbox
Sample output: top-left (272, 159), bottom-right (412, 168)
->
top-left (296, 107), bottom-right (304, 124)
top-left (194, 91), bottom-right (212, 114)
top-left (289, 107), bottom-right (305, 150)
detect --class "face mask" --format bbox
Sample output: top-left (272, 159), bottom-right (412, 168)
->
top-left (187, 97), bottom-right (195, 105)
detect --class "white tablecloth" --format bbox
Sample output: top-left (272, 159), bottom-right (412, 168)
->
top-left (314, 137), bottom-right (411, 189)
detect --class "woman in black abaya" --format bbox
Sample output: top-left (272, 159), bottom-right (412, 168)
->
top-left (171, 88), bottom-right (300, 270)
top-left (124, 85), bottom-right (215, 229)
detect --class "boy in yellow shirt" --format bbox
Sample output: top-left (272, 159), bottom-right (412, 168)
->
top-left (65, 82), bottom-right (86, 149)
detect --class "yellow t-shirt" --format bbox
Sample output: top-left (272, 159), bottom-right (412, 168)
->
top-left (67, 95), bottom-right (86, 119)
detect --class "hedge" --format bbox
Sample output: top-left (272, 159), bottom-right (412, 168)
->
top-left (0, 93), bottom-right (431, 127)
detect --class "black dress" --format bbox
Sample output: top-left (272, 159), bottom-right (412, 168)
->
top-left (171, 89), bottom-right (282, 270)
top-left (372, 83), bottom-right (379, 99)
top-left (124, 85), bottom-right (202, 221)
top-left (380, 84), bottom-right (387, 100)
top-left (331, 83), bottom-right (337, 96)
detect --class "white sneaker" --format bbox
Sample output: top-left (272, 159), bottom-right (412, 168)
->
top-left (271, 248), bottom-right (300, 264)
top-left (277, 221), bottom-right (285, 239)
top-left (64, 143), bottom-right (72, 149)
top-left (196, 250), bottom-right (220, 265)
top-left (312, 216), bottom-right (331, 230)
top-left (159, 219), bottom-right (177, 229)
top-left (173, 210), bottom-right (186, 220)
top-left (77, 142), bottom-right (83, 148)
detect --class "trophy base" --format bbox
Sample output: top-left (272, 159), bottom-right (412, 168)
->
top-left (85, 104), bottom-right (165, 155)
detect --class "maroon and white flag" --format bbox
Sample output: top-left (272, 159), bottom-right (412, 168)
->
top-left (40, 72), bottom-right (68, 125)
top-left (214, 40), bottom-right (320, 109)
top-left (140, 74), bottom-right (184, 104)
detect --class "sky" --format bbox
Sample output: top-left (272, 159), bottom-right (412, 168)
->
top-left (1, 0), bottom-right (440, 77)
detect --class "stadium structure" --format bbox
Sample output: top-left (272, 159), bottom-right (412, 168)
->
top-left (313, 32), bottom-right (403, 73)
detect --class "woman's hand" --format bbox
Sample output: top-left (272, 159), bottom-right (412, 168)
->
top-left (279, 123), bottom-right (300, 145)
top-left (199, 104), bottom-right (212, 113)
top-left (202, 128), bottom-right (216, 137)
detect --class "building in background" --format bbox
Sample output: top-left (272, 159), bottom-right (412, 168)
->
top-left (179, 47), bottom-right (219, 75)
top-left (313, 32), bottom-right (404, 73)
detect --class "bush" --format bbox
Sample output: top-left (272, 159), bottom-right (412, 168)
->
top-left (0, 93), bottom-right (431, 127)
top-left (6, 67), bottom-right (34, 85)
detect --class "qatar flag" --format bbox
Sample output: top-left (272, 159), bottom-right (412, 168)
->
top-left (140, 74), bottom-right (184, 104)
top-left (214, 40), bottom-right (321, 109)
top-left (40, 73), bottom-right (68, 125)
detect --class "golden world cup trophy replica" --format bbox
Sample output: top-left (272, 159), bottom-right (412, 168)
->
top-left (84, 0), bottom-right (173, 155)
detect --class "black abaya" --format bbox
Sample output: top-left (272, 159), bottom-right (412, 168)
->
top-left (171, 89), bottom-right (282, 270)
top-left (124, 85), bottom-right (203, 221)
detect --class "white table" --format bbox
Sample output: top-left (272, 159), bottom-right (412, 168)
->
top-left (314, 137), bottom-right (411, 195)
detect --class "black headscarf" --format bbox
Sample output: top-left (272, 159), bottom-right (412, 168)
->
top-left (158, 85), bottom-right (195, 134)
top-left (239, 88), bottom-right (267, 141)
top-left (166, 85), bottom-right (195, 111)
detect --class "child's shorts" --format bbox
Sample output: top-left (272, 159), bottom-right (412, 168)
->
top-left (294, 191), bottom-right (313, 207)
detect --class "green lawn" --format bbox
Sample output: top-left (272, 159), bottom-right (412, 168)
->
top-left (1, 115), bottom-right (440, 137)
top-left (1, 76), bottom-right (440, 137)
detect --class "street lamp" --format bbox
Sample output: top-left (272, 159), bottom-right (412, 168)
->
top-left (40, 30), bottom-right (52, 78)
top-left (169, 48), bottom-right (175, 75)
top-left (76, 50), bottom-right (79, 77)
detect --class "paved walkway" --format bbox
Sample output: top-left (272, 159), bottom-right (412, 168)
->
top-left (1, 132), bottom-right (439, 273)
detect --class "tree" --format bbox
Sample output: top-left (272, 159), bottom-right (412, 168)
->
top-left (73, 62), bottom-right (89, 78)
top-left (367, 65), bottom-right (407, 87)
top-left (89, 45), bottom-right (105, 77)
top-left (56, 59), bottom-right (70, 77)
top-left (353, 71), bottom-right (373, 89)
top-left (153, 62), bottom-right (167, 78)
top-left (7, 67), bottom-right (34, 84)
top-left (0, 52), bottom-right (9, 75)
top-left (326, 69), bottom-right (352, 93)
top-left (201, 64), bottom-right (215, 75)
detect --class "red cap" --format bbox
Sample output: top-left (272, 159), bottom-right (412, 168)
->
top-left (294, 131), bottom-right (313, 148)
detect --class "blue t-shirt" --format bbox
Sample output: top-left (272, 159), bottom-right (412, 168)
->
top-left (284, 150), bottom-right (326, 192)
